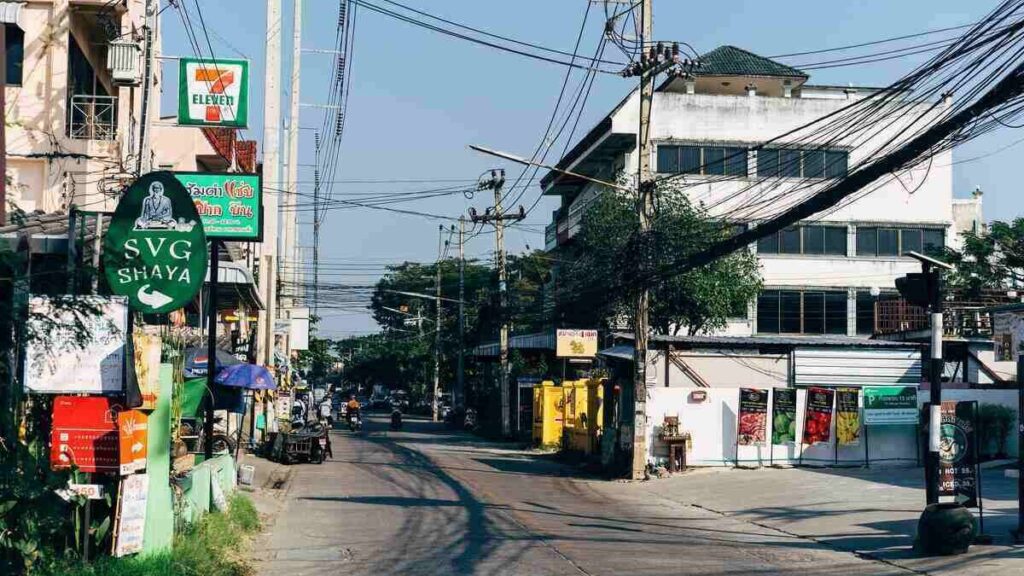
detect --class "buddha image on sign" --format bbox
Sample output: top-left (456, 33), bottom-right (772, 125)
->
top-left (134, 181), bottom-right (196, 231)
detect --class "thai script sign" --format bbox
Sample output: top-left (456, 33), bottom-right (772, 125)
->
top-left (178, 57), bottom-right (249, 127)
top-left (114, 473), bottom-right (150, 557)
top-left (556, 329), bottom-right (598, 358)
top-left (51, 396), bottom-right (124, 473)
top-left (864, 386), bottom-right (918, 425)
top-left (175, 172), bottom-right (262, 240)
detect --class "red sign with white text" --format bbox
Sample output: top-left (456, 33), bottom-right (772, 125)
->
top-left (51, 396), bottom-right (125, 473)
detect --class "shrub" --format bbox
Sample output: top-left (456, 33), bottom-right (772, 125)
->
top-left (978, 404), bottom-right (1016, 459)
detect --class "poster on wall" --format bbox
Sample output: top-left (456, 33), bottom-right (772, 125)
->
top-left (938, 401), bottom-right (979, 507)
top-left (24, 296), bottom-right (128, 394)
top-left (114, 473), bottom-right (150, 557)
top-left (737, 388), bottom-right (768, 446)
top-left (803, 387), bottom-right (835, 445)
top-left (992, 309), bottom-right (1024, 362)
top-left (863, 386), bottom-right (918, 425)
top-left (836, 388), bottom-right (861, 446)
top-left (556, 329), bottom-right (598, 358)
top-left (771, 388), bottom-right (797, 445)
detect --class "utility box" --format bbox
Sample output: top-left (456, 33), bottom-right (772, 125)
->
top-left (532, 381), bottom-right (564, 448)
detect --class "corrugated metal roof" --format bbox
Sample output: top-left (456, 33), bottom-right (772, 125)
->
top-left (696, 45), bottom-right (807, 79)
top-left (641, 333), bottom-right (920, 349)
top-left (472, 332), bottom-right (556, 358)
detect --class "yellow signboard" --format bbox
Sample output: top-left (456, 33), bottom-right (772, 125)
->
top-left (556, 329), bottom-right (598, 358)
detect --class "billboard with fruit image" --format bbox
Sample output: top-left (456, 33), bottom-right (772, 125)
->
top-left (835, 388), bottom-right (861, 445)
top-left (771, 388), bottom-right (797, 444)
top-left (803, 387), bottom-right (834, 445)
top-left (737, 388), bottom-right (768, 446)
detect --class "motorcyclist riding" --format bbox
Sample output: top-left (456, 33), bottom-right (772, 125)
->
top-left (346, 395), bottom-right (362, 431)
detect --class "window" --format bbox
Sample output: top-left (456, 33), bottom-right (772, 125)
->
top-left (757, 225), bottom-right (847, 256)
top-left (658, 144), bottom-right (747, 176)
top-left (757, 290), bottom-right (849, 334)
top-left (6, 24), bottom-right (23, 86)
top-left (856, 226), bottom-right (945, 257)
top-left (757, 147), bottom-right (848, 179)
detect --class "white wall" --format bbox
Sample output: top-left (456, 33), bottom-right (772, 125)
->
top-left (645, 387), bottom-right (1017, 468)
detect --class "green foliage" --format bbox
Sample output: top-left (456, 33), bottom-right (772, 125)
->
top-left (978, 403), bottom-right (1016, 458)
top-left (39, 494), bottom-right (261, 576)
top-left (944, 218), bottom-right (1024, 298)
top-left (558, 188), bottom-right (763, 335)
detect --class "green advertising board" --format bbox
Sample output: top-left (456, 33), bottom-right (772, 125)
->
top-left (174, 172), bottom-right (262, 241)
top-left (177, 57), bottom-right (249, 127)
top-left (103, 172), bottom-right (208, 314)
top-left (863, 386), bottom-right (919, 426)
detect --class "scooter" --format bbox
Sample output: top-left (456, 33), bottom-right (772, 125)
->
top-left (390, 408), bottom-right (403, 430)
top-left (464, 408), bottom-right (478, 431)
top-left (348, 411), bottom-right (362, 432)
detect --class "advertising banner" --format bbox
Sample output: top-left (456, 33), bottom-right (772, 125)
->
top-left (103, 172), bottom-right (208, 314)
top-left (555, 329), bottom-right (598, 358)
top-left (133, 333), bottom-right (162, 410)
top-left (117, 410), bottom-right (149, 475)
top-left (175, 172), bottom-right (262, 240)
top-left (803, 387), bottom-right (834, 445)
top-left (863, 386), bottom-right (918, 425)
top-left (993, 309), bottom-right (1024, 362)
top-left (178, 58), bottom-right (249, 127)
top-left (24, 296), bottom-right (128, 394)
top-left (771, 388), bottom-right (797, 445)
top-left (938, 401), bottom-right (979, 507)
top-left (51, 396), bottom-right (124, 473)
top-left (114, 473), bottom-right (150, 557)
top-left (737, 388), bottom-right (768, 446)
top-left (835, 388), bottom-right (861, 446)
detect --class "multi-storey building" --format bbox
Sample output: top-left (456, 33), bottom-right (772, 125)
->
top-left (543, 45), bottom-right (982, 338)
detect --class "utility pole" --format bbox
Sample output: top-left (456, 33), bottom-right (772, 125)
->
top-left (471, 170), bottom-right (524, 437)
top-left (137, 0), bottom-right (156, 175)
top-left (313, 131), bottom-right (321, 321)
top-left (260, 0), bottom-right (283, 368)
top-left (631, 0), bottom-right (655, 481)
top-left (0, 21), bottom-right (6, 224)
top-left (457, 217), bottom-right (465, 408)
top-left (284, 0), bottom-right (303, 308)
top-left (432, 226), bottom-right (443, 422)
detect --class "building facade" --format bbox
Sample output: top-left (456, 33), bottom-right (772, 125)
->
top-left (544, 45), bottom-right (977, 339)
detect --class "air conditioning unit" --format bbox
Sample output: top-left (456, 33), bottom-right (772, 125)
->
top-left (107, 40), bottom-right (142, 86)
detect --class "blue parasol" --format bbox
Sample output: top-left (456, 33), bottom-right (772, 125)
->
top-left (214, 363), bottom-right (277, 390)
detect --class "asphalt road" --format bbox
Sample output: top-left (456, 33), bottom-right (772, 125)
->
top-left (255, 415), bottom-right (911, 575)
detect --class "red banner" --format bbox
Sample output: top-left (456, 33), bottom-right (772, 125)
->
top-left (803, 387), bottom-right (835, 445)
top-left (51, 396), bottom-right (125, 473)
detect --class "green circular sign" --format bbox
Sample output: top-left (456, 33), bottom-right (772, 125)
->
top-left (103, 172), bottom-right (208, 314)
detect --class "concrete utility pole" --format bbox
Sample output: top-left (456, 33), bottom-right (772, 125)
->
top-left (137, 0), bottom-right (156, 175)
top-left (313, 130), bottom-right (321, 320)
top-left (457, 217), bottom-right (466, 408)
top-left (284, 0), bottom-right (303, 307)
top-left (0, 21), bottom-right (6, 224)
top-left (259, 0), bottom-right (283, 367)
top-left (432, 225), bottom-right (444, 422)
top-left (471, 170), bottom-right (524, 437)
top-left (631, 0), bottom-right (654, 481)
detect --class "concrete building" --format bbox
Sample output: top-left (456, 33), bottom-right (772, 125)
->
top-left (543, 46), bottom-right (974, 339)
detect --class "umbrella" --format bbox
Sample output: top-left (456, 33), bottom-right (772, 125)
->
top-left (183, 347), bottom-right (242, 379)
top-left (215, 363), bottom-right (276, 391)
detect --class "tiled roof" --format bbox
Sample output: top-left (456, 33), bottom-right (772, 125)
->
top-left (696, 45), bottom-right (807, 79)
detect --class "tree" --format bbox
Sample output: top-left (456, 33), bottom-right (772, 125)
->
top-left (945, 218), bottom-right (1024, 299)
top-left (558, 187), bottom-right (762, 335)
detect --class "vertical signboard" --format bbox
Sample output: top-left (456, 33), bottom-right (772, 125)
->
top-left (737, 388), bottom-right (768, 446)
top-left (771, 388), bottom-right (797, 444)
top-left (803, 387), bottom-right (835, 445)
top-left (835, 388), bottom-right (861, 446)
top-left (178, 58), bottom-right (250, 127)
top-left (117, 410), bottom-right (149, 475)
top-left (938, 401), bottom-right (979, 507)
top-left (114, 473), bottom-right (150, 557)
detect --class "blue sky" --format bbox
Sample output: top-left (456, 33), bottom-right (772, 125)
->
top-left (160, 0), bottom-right (1007, 337)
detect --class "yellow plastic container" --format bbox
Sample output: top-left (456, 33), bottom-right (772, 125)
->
top-left (532, 381), bottom-right (564, 448)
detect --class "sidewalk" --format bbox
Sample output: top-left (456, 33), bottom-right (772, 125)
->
top-left (632, 465), bottom-right (1023, 575)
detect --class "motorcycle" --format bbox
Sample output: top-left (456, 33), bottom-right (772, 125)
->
top-left (347, 411), bottom-right (363, 432)
top-left (390, 408), bottom-right (403, 430)
top-left (463, 408), bottom-right (478, 431)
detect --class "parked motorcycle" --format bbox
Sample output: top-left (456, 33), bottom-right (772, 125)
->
top-left (390, 408), bottom-right (403, 430)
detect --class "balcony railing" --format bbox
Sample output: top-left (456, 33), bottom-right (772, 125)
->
top-left (68, 94), bottom-right (117, 140)
top-left (875, 299), bottom-right (993, 338)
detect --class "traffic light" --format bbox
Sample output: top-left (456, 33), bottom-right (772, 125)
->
top-left (895, 272), bottom-right (936, 308)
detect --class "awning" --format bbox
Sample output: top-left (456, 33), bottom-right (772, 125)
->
top-left (205, 260), bottom-right (264, 310)
top-left (596, 344), bottom-right (635, 362)
top-left (0, 2), bottom-right (24, 30)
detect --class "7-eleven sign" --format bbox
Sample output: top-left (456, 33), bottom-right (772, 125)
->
top-left (178, 58), bottom-right (249, 128)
